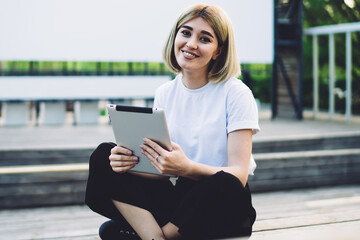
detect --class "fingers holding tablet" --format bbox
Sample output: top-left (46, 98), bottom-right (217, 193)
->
top-left (110, 145), bottom-right (133, 156)
top-left (109, 146), bottom-right (139, 173)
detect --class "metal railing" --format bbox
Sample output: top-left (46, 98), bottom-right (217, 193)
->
top-left (304, 22), bottom-right (360, 123)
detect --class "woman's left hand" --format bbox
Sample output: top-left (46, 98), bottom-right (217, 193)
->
top-left (140, 138), bottom-right (192, 176)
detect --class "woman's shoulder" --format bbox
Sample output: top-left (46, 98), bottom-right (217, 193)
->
top-left (156, 75), bottom-right (179, 94)
top-left (224, 77), bottom-right (249, 88)
top-left (221, 77), bottom-right (252, 95)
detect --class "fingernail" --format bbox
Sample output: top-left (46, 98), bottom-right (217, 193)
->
top-left (139, 145), bottom-right (144, 149)
top-left (132, 156), bottom-right (138, 161)
top-left (127, 151), bottom-right (132, 155)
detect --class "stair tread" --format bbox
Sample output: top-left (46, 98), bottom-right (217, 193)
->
top-left (253, 130), bottom-right (360, 142)
top-left (254, 148), bottom-right (360, 160)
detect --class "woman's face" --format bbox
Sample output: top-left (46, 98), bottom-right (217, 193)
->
top-left (174, 17), bottom-right (220, 76)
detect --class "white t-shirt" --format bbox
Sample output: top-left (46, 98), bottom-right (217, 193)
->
top-left (154, 75), bottom-right (260, 175)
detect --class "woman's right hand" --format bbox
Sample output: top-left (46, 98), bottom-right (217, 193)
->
top-left (109, 146), bottom-right (139, 173)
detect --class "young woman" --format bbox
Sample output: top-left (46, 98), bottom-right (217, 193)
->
top-left (85, 4), bottom-right (260, 240)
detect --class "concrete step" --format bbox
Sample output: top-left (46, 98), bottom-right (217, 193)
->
top-left (1, 133), bottom-right (358, 166)
top-left (253, 132), bottom-right (360, 153)
top-left (1, 134), bottom-right (360, 209)
top-left (0, 148), bottom-right (93, 166)
top-left (249, 148), bottom-right (360, 192)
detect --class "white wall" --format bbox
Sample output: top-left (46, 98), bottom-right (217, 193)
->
top-left (0, 0), bottom-right (273, 63)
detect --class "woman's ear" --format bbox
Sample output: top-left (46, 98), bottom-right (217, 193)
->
top-left (212, 46), bottom-right (224, 60)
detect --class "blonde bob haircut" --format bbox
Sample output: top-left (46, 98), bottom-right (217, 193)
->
top-left (163, 4), bottom-right (241, 83)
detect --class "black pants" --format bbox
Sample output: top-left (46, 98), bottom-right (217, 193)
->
top-left (85, 142), bottom-right (256, 240)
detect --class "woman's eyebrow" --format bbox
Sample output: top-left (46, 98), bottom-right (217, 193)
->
top-left (181, 25), bottom-right (215, 39)
top-left (201, 30), bottom-right (214, 39)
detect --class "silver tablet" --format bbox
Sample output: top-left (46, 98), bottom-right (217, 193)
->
top-left (107, 104), bottom-right (172, 176)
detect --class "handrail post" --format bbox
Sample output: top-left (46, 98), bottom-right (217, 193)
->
top-left (329, 33), bottom-right (335, 121)
top-left (346, 31), bottom-right (352, 123)
top-left (313, 35), bottom-right (319, 119)
top-left (305, 22), bottom-right (360, 123)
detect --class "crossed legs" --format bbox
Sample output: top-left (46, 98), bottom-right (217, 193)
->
top-left (112, 200), bottom-right (182, 240)
top-left (86, 143), bottom-right (255, 239)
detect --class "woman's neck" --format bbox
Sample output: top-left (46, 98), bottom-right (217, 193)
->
top-left (182, 71), bottom-right (209, 89)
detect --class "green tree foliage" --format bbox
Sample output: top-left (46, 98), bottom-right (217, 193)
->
top-left (303, 0), bottom-right (360, 27)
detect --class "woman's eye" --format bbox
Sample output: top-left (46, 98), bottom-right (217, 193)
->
top-left (200, 36), bottom-right (211, 43)
top-left (181, 30), bottom-right (191, 36)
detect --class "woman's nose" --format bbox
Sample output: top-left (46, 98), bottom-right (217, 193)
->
top-left (186, 36), bottom-right (197, 49)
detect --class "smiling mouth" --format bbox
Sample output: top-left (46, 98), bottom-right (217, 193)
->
top-left (182, 50), bottom-right (199, 58)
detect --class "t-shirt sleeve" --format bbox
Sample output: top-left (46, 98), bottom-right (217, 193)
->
top-left (153, 89), bottom-right (162, 109)
top-left (153, 81), bottom-right (170, 109)
top-left (226, 83), bottom-right (260, 135)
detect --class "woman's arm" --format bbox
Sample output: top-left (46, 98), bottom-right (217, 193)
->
top-left (187, 129), bottom-right (252, 185)
top-left (141, 129), bottom-right (252, 186)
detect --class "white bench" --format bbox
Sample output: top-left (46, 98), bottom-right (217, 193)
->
top-left (0, 75), bottom-right (171, 126)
